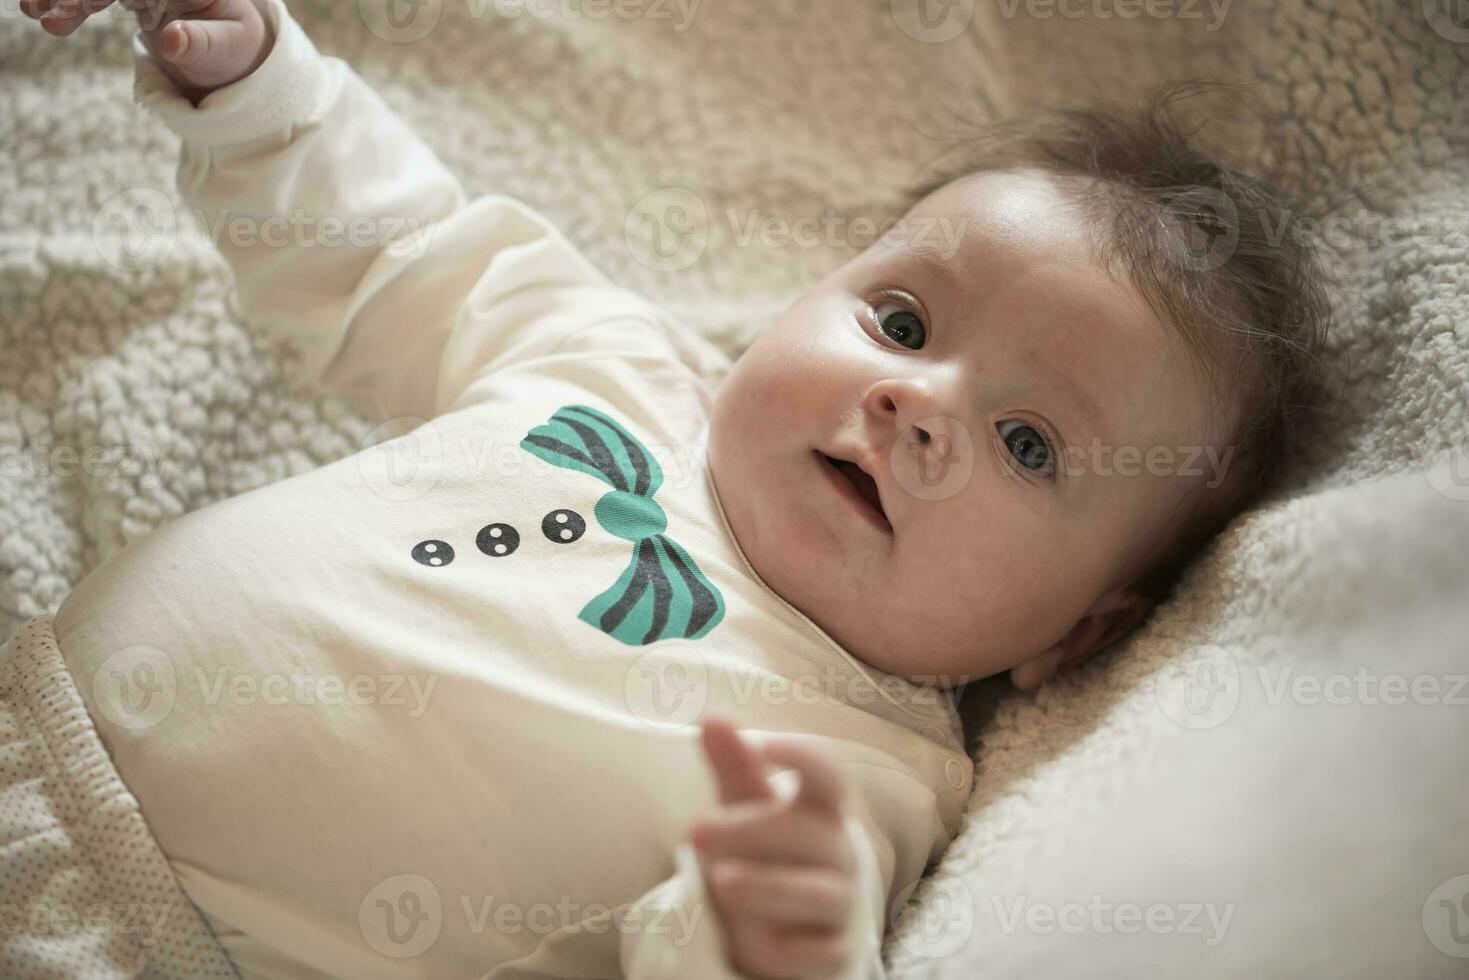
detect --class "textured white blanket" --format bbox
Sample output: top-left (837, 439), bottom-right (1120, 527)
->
top-left (3, 1), bottom-right (1466, 977)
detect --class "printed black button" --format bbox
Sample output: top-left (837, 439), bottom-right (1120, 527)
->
top-left (542, 509), bottom-right (586, 544)
top-left (476, 522), bottom-right (520, 557)
top-left (412, 540), bottom-right (454, 567)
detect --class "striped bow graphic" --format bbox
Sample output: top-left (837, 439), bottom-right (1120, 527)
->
top-left (520, 405), bottom-right (726, 645)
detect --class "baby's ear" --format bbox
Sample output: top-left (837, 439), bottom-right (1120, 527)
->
top-left (1009, 587), bottom-right (1152, 691)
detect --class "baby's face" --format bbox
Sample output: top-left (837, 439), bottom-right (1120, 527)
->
top-left (708, 169), bottom-right (1227, 689)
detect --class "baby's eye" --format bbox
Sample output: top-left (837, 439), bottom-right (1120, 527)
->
top-left (872, 299), bottom-right (927, 350)
top-left (996, 420), bottom-right (1055, 479)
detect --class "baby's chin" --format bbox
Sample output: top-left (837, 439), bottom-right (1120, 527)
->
top-left (799, 588), bottom-right (1014, 688)
top-left (768, 577), bottom-right (947, 683)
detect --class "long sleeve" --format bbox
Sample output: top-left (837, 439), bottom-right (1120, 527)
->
top-left (621, 800), bottom-right (890, 980)
top-left (132, 0), bottom-right (691, 425)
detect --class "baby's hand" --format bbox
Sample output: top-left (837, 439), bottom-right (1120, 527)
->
top-left (24, 0), bottom-right (271, 104)
top-left (690, 716), bottom-right (859, 980)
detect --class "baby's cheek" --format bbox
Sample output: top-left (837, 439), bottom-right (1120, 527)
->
top-left (721, 347), bottom-right (796, 425)
top-left (911, 542), bottom-right (1044, 650)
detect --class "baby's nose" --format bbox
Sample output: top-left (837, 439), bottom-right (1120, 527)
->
top-left (861, 376), bottom-right (948, 428)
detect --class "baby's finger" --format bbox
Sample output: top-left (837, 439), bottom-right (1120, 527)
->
top-left (762, 738), bottom-right (849, 817)
top-left (708, 859), bottom-right (852, 929)
top-left (119, 0), bottom-right (230, 32)
top-left (691, 806), bottom-right (850, 871)
top-left (36, 0), bottom-right (116, 35)
top-left (134, 9), bottom-right (259, 87)
top-left (20, 0), bottom-right (62, 19)
top-left (699, 715), bottom-right (774, 806)
top-left (153, 17), bottom-right (228, 69)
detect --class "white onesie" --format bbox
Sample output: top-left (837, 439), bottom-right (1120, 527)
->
top-left (51, 1), bottom-right (973, 976)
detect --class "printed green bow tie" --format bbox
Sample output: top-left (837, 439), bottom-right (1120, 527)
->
top-left (520, 404), bottom-right (726, 646)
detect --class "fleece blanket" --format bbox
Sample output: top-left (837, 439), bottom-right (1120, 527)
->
top-left (2, 1), bottom-right (1466, 977)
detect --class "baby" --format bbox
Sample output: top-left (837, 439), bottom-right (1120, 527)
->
top-left (9, 1), bottom-right (1329, 979)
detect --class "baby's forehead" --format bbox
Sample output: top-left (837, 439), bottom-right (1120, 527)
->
top-left (901, 169), bottom-right (1105, 267)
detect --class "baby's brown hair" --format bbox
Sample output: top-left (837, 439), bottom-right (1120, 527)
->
top-left (902, 81), bottom-right (1333, 609)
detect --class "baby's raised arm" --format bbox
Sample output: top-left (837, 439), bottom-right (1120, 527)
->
top-left (28, 0), bottom-right (657, 426)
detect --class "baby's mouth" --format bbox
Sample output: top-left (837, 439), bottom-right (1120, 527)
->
top-left (819, 452), bottom-right (892, 532)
